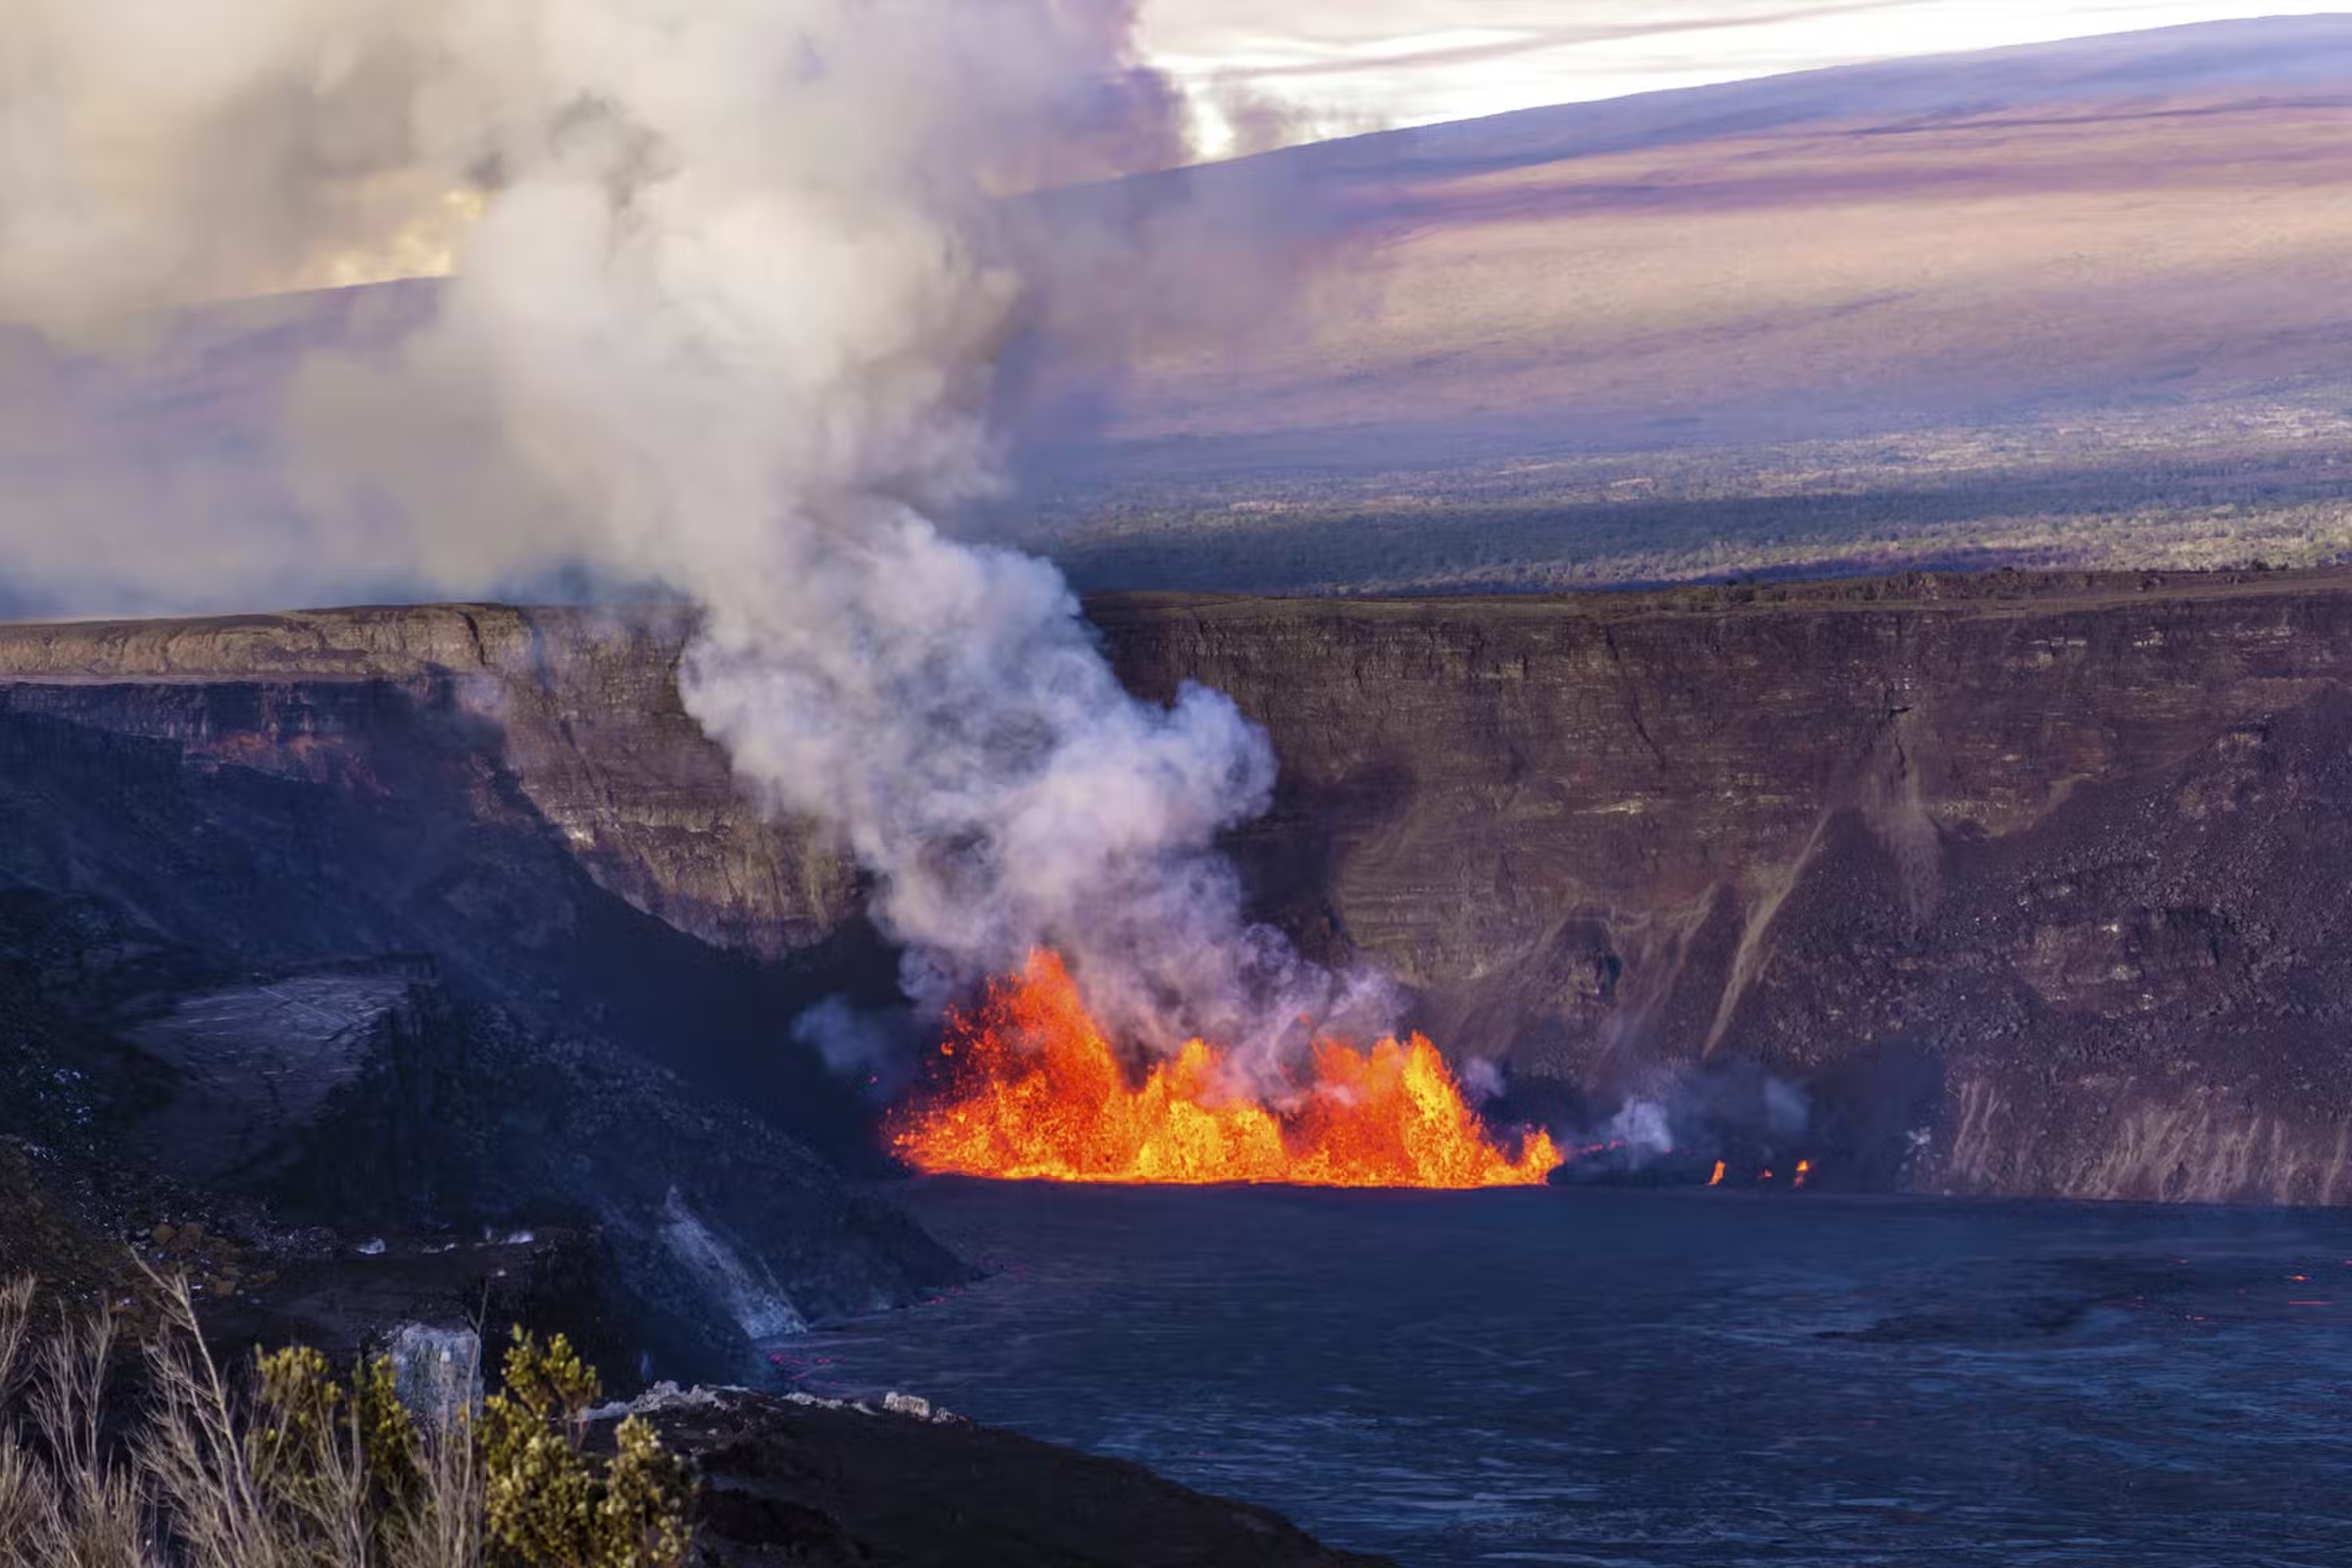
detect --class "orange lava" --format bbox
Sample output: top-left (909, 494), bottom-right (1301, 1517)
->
top-left (889, 951), bottom-right (1563, 1189)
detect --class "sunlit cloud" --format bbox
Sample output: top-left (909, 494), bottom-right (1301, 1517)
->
top-left (1147, 1), bottom-right (2346, 153)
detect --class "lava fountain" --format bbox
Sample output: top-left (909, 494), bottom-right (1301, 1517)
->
top-left (889, 952), bottom-right (1563, 1189)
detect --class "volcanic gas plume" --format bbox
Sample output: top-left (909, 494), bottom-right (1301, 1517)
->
top-left (0, 1), bottom-right (1517, 1176)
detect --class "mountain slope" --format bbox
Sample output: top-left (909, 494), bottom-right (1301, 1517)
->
top-left (1098, 15), bottom-right (2352, 461)
top-left (10, 18), bottom-right (2352, 613)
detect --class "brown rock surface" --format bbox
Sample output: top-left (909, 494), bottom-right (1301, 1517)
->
top-left (1097, 570), bottom-right (2352, 1204)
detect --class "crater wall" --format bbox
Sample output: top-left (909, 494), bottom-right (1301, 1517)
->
top-left (10, 570), bottom-right (2352, 1203)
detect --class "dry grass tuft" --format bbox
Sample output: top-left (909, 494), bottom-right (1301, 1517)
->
top-left (0, 1269), bottom-right (691, 1568)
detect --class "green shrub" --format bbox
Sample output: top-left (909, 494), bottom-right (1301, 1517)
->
top-left (0, 1270), bottom-right (694, 1568)
top-left (480, 1330), bottom-right (690, 1568)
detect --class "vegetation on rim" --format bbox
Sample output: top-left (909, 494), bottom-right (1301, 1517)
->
top-left (0, 1270), bottom-right (693, 1567)
top-left (1042, 403), bottom-right (2352, 597)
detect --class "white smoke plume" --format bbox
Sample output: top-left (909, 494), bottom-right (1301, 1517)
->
top-left (0, 0), bottom-right (1366, 1059)
top-left (1602, 1098), bottom-right (1675, 1161)
top-left (1458, 1056), bottom-right (1507, 1104)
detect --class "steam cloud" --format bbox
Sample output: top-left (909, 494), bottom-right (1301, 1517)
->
top-left (0, 1), bottom-right (1368, 1059)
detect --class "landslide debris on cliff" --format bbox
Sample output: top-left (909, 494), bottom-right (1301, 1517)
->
top-left (0, 640), bottom-right (964, 1380)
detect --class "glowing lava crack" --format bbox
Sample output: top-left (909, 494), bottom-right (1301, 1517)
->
top-left (889, 952), bottom-right (1563, 1189)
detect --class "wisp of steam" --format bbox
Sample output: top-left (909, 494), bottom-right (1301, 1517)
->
top-left (0, 0), bottom-right (1369, 1061)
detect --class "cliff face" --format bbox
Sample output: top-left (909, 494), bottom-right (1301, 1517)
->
top-left (0, 605), bottom-right (857, 956)
top-left (6, 571), bottom-right (2352, 1208)
top-left (1099, 573), bottom-right (2352, 1205)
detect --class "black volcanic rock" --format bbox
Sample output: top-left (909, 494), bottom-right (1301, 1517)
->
top-left (266, 980), bottom-right (966, 1377)
top-left (608, 1388), bottom-right (1394, 1568)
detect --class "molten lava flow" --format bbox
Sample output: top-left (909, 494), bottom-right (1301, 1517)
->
top-left (889, 951), bottom-right (1562, 1189)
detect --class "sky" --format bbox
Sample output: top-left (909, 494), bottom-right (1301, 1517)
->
top-left (1144, 1), bottom-right (2344, 151)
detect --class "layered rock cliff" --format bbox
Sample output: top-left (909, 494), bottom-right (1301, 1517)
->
top-left (1099, 572), bottom-right (2352, 1205)
top-left (6, 570), bottom-right (2352, 1209)
top-left (0, 604), bottom-right (857, 956)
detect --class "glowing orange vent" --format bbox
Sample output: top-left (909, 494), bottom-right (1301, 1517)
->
top-left (888, 951), bottom-right (1562, 1189)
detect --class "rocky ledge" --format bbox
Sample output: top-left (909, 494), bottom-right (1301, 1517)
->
top-left (599, 1385), bottom-right (1393, 1568)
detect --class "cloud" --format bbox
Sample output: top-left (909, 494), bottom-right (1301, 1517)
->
top-left (1141, 1), bottom-right (2335, 129)
top-left (1208, 2), bottom-right (1943, 84)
